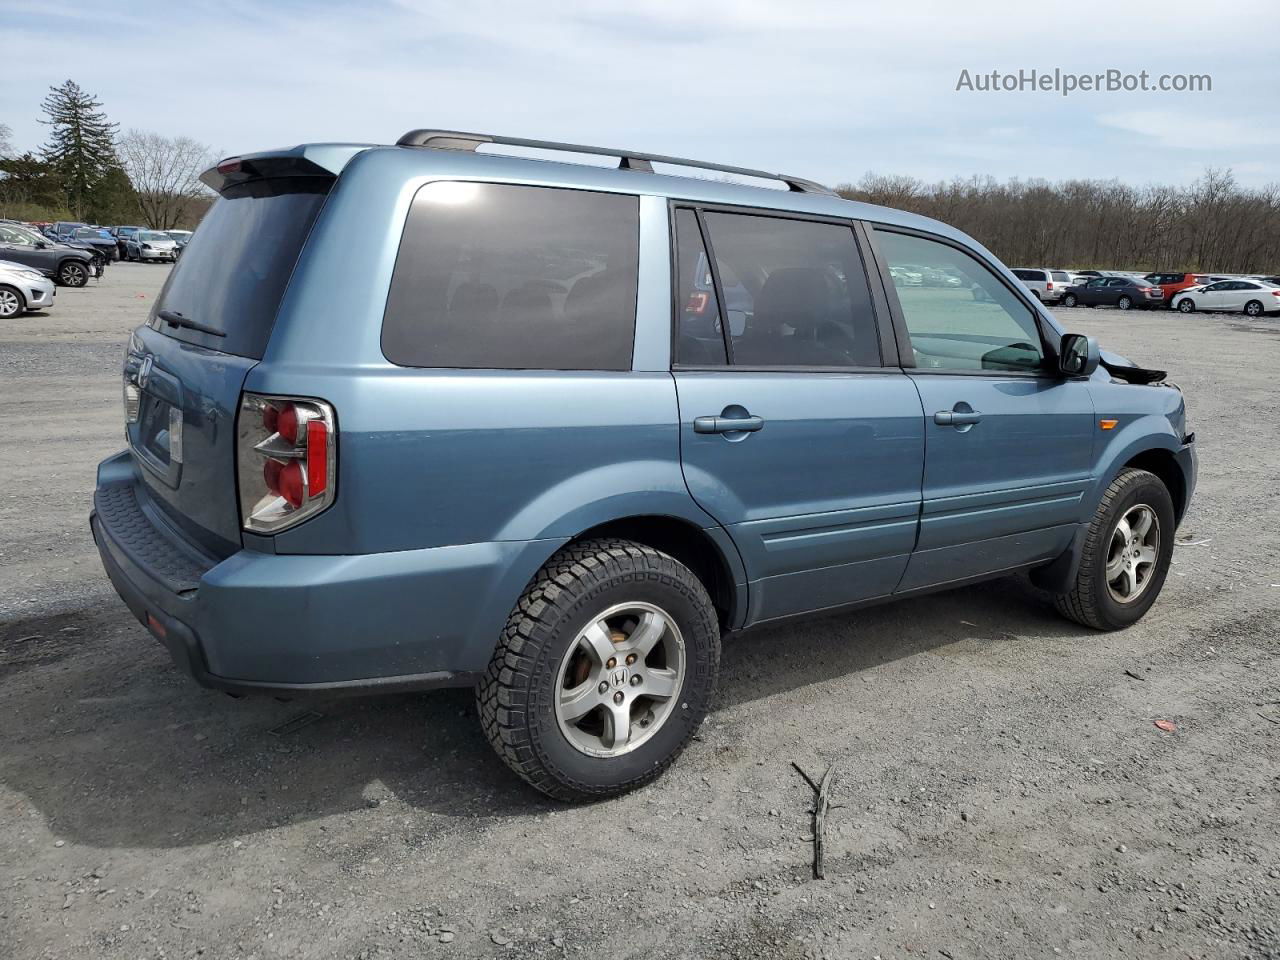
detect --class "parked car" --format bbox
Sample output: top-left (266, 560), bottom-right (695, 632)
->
top-left (0, 223), bottom-right (96, 286)
top-left (0, 258), bottom-right (57, 317)
top-left (52, 220), bottom-right (88, 240)
top-left (111, 226), bottom-right (142, 259)
top-left (1144, 272), bottom-right (1201, 307)
top-left (70, 226), bottom-right (121, 262)
top-left (91, 131), bottom-right (1196, 801)
top-left (1011, 267), bottom-right (1069, 303)
top-left (1171, 279), bottom-right (1280, 316)
top-left (1060, 276), bottom-right (1162, 310)
top-left (124, 230), bottom-right (178, 262)
top-left (166, 230), bottom-right (193, 257)
top-left (889, 264), bottom-right (923, 286)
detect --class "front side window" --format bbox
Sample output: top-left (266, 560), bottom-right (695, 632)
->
top-left (696, 211), bottom-right (880, 367)
top-left (383, 182), bottom-right (639, 370)
top-left (876, 229), bottom-right (1046, 373)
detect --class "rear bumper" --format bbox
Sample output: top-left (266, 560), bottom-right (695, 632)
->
top-left (92, 452), bottom-right (560, 696)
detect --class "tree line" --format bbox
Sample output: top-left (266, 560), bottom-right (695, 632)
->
top-left (0, 81), bottom-right (214, 229)
top-left (838, 169), bottom-right (1280, 274)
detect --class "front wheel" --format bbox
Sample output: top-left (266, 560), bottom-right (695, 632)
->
top-left (1117, 295), bottom-right (1133, 310)
top-left (478, 539), bottom-right (720, 801)
top-left (1177, 298), bottom-right (1195, 313)
top-left (1245, 299), bottom-right (1264, 317)
top-left (1063, 293), bottom-right (1078, 307)
top-left (57, 261), bottom-right (89, 287)
top-left (1054, 468), bottom-right (1175, 630)
top-left (0, 284), bottom-right (25, 318)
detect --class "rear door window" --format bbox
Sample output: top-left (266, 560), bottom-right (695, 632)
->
top-left (382, 182), bottom-right (639, 370)
top-left (150, 179), bottom-right (330, 359)
top-left (695, 211), bottom-right (881, 367)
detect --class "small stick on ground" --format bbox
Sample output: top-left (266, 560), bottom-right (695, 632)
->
top-left (792, 761), bottom-right (837, 879)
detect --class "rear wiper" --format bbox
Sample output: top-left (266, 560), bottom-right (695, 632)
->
top-left (157, 309), bottom-right (226, 338)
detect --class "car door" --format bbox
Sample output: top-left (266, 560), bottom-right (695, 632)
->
top-left (869, 227), bottom-right (1095, 591)
top-left (1221, 281), bottom-right (1253, 310)
top-left (0, 226), bottom-right (51, 273)
top-left (1079, 278), bottom-right (1106, 305)
top-left (670, 206), bottom-right (925, 624)
top-left (1198, 281), bottom-right (1228, 310)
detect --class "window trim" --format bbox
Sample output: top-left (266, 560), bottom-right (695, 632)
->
top-left (667, 199), bottom-right (892, 373)
top-left (864, 224), bottom-right (1063, 379)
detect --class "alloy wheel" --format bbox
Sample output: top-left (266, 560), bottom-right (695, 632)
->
top-left (1106, 504), bottom-right (1160, 603)
top-left (553, 601), bottom-right (685, 758)
top-left (0, 288), bottom-right (21, 318)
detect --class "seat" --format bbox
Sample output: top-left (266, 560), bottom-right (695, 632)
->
top-left (735, 267), bottom-right (844, 366)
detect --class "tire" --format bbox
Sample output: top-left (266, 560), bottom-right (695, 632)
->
top-left (478, 538), bottom-right (720, 802)
top-left (1245, 299), bottom-right (1263, 317)
top-left (0, 284), bottom-right (25, 319)
top-left (57, 260), bottom-right (89, 287)
top-left (1054, 468), bottom-right (1176, 630)
top-left (1031, 290), bottom-right (1042, 301)
top-left (1177, 298), bottom-right (1195, 313)
top-left (1063, 294), bottom-right (1078, 307)
top-left (1117, 295), bottom-right (1133, 311)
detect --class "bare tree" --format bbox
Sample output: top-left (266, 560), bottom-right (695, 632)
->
top-left (0, 122), bottom-right (13, 158)
top-left (118, 129), bottom-right (214, 229)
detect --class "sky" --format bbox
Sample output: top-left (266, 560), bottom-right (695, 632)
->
top-left (3, 0), bottom-right (1278, 189)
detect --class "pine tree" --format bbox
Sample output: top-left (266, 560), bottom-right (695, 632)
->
top-left (39, 80), bottom-right (119, 220)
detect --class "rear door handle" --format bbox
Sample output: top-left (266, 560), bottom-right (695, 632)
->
top-left (694, 415), bottom-right (765, 434)
top-left (934, 409), bottom-right (982, 426)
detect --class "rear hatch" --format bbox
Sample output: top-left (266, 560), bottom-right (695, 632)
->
top-left (124, 156), bottom-right (339, 557)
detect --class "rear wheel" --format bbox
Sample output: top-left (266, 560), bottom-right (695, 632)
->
top-left (1063, 293), bottom-right (1078, 307)
top-left (1054, 468), bottom-right (1175, 630)
top-left (57, 260), bottom-right (88, 287)
top-left (0, 284), bottom-right (25, 319)
top-left (478, 539), bottom-right (720, 802)
top-left (1117, 295), bottom-right (1133, 310)
top-left (1245, 299), bottom-right (1264, 317)
top-left (1178, 298), bottom-right (1195, 313)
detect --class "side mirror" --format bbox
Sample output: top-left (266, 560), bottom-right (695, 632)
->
top-left (35, 241), bottom-right (47, 249)
top-left (1059, 333), bottom-right (1100, 378)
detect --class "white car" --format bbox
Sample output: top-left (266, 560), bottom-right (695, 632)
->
top-left (1172, 279), bottom-right (1280, 317)
top-left (0, 259), bottom-right (56, 318)
top-left (125, 230), bottom-right (178, 262)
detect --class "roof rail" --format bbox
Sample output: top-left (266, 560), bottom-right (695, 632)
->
top-left (395, 129), bottom-right (836, 196)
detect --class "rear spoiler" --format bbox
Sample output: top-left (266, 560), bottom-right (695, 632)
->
top-left (200, 144), bottom-right (372, 195)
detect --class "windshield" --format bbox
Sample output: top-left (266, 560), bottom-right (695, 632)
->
top-left (74, 228), bottom-right (104, 239)
top-left (139, 231), bottom-right (169, 241)
top-left (167, 231), bottom-right (192, 239)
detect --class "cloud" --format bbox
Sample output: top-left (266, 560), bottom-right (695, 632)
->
top-left (1100, 110), bottom-right (1280, 149)
top-left (1, 0), bottom-right (1277, 186)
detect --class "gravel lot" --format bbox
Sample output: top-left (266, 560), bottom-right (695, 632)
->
top-left (2, 264), bottom-right (1277, 960)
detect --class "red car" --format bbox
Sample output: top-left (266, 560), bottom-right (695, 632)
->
top-left (1145, 272), bottom-right (1203, 307)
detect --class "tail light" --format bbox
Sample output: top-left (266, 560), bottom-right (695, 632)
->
top-left (686, 291), bottom-right (710, 315)
top-left (237, 392), bottom-right (336, 533)
top-left (1046, 281), bottom-right (1054, 289)
top-left (1271, 291), bottom-right (1280, 297)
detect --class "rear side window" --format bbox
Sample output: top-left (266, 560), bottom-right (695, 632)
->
top-left (1051, 271), bottom-right (1071, 282)
top-left (151, 180), bottom-right (329, 359)
top-left (382, 182), bottom-right (639, 370)
top-left (696, 211), bottom-right (880, 367)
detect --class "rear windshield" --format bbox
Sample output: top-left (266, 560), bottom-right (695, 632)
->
top-left (149, 179), bottom-right (329, 359)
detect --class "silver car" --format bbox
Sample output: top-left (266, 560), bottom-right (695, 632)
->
top-left (125, 230), bottom-right (178, 262)
top-left (0, 259), bottom-right (56, 317)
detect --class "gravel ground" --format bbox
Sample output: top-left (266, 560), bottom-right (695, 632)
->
top-left (1, 265), bottom-right (1277, 960)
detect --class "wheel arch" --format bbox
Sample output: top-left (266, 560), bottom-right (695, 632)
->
top-left (1122, 447), bottom-right (1188, 525)
top-left (565, 515), bottom-right (746, 630)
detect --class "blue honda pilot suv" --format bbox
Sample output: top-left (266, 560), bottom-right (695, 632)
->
top-left (92, 130), bottom-right (1197, 801)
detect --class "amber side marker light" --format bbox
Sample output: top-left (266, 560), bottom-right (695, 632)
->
top-left (146, 613), bottom-right (167, 639)
top-left (1099, 419), bottom-right (1119, 431)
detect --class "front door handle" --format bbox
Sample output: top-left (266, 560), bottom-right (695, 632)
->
top-left (694, 414), bottom-right (765, 434)
top-left (934, 409), bottom-right (982, 426)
